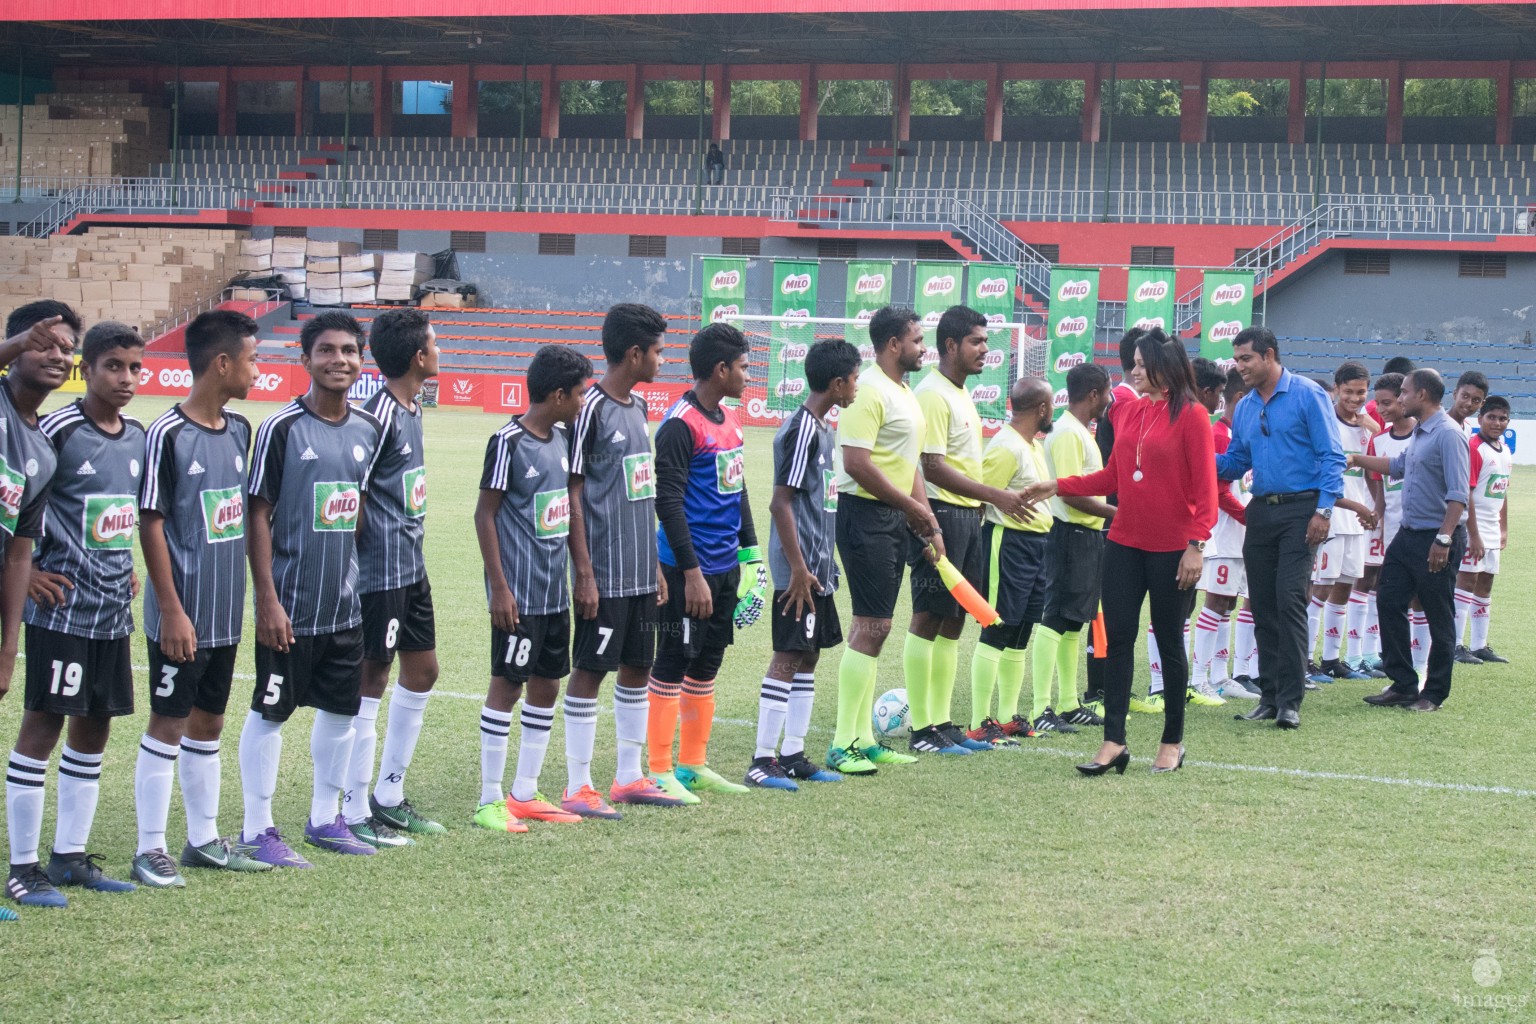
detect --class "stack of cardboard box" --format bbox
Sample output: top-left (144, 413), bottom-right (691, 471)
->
top-left (0, 226), bottom-right (246, 336)
top-left (0, 81), bottom-right (170, 179)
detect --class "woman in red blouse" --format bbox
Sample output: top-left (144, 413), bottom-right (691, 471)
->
top-left (1024, 330), bottom-right (1217, 774)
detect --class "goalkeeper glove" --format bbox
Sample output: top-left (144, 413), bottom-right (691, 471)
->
top-left (734, 545), bottom-right (769, 628)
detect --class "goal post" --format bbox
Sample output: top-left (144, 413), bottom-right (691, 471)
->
top-left (728, 314), bottom-right (1048, 430)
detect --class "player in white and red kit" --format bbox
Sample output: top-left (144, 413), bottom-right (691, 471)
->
top-left (1454, 396), bottom-right (1512, 664)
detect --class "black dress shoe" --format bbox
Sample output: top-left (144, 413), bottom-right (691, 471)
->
top-left (1275, 708), bottom-right (1300, 729)
top-left (1075, 748), bottom-right (1131, 776)
top-left (1363, 689), bottom-right (1417, 707)
top-left (1235, 704), bottom-right (1277, 722)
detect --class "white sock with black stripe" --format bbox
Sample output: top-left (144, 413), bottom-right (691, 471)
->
top-left (135, 735), bottom-right (180, 855)
top-left (511, 703), bottom-right (555, 803)
top-left (755, 677), bottom-right (791, 758)
top-left (479, 705), bottom-right (512, 806)
top-left (179, 737), bottom-right (222, 848)
top-left (563, 695), bottom-right (598, 793)
top-left (782, 673), bottom-right (817, 757)
top-left (6, 750), bottom-right (47, 866)
top-left (612, 685), bottom-right (649, 787)
top-left (54, 746), bottom-right (103, 855)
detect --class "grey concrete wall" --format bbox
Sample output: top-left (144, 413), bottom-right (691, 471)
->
top-left (1264, 250), bottom-right (1536, 344)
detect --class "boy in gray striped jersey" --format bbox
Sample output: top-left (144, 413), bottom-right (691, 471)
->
top-left (3, 302), bottom-right (81, 914)
top-left (748, 339), bottom-right (862, 790)
top-left (562, 304), bottom-right (682, 814)
top-left (472, 346), bottom-right (592, 831)
top-left (7, 318), bottom-right (142, 906)
top-left (239, 311), bottom-right (384, 866)
top-left (130, 310), bottom-right (269, 889)
top-left (346, 309), bottom-right (446, 844)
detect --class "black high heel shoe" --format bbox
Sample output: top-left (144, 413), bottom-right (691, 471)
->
top-left (1075, 748), bottom-right (1130, 776)
top-left (1150, 747), bottom-right (1185, 774)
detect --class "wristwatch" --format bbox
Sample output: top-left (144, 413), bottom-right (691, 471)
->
top-left (1316, 507), bottom-right (1333, 520)
top-left (1188, 540), bottom-right (1206, 552)
top-left (1433, 533), bottom-right (1452, 547)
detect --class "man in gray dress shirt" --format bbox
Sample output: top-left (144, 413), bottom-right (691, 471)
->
top-left (1351, 369), bottom-right (1470, 711)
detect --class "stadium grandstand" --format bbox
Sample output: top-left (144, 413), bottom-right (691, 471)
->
top-left (2, 1), bottom-right (1536, 414)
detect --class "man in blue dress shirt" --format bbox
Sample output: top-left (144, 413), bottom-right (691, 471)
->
top-left (1216, 328), bottom-right (1346, 729)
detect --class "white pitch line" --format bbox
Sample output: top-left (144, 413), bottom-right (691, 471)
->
top-left (118, 676), bottom-right (1529, 801)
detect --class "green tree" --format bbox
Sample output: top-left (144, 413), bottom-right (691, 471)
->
top-left (817, 80), bottom-right (892, 116)
top-left (1208, 79), bottom-right (1289, 117)
top-left (478, 80), bottom-right (542, 121)
top-left (730, 80), bottom-right (799, 116)
top-left (560, 80), bottom-right (627, 115)
top-left (1003, 80), bottom-right (1085, 117)
top-left (909, 79), bottom-right (985, 116)
top-left (1403, 79), bottom-right (1494, 117)
top-left (1307, 78), bottom-right (1386, 116)
top-left (644, 80), bottom-right (713, 115)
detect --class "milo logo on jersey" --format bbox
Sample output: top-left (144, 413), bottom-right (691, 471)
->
top-left (822, 469), bottom-right (839, 513)
top-left (716, 447), bottom-right (746, 494)
top-left (403, 466), bottom-right (427, 519)
top-left (623, 452), bottom-right (656, 502)
top-left (1485, 473), bottom-right (1509, 498)
top-left (0, 456), bottom-right (23, 536)
top-left (200, 486), bottom-right (245, 543)
top-left (534, 488), bottom-right (571, 539)
top-left (313, 482), bottom-right (362, 532)
top-left (83, 495), bottom-right (137, 551)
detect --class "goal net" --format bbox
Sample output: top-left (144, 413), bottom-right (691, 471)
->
top-left (729, 314), bottom-right (1048, 431)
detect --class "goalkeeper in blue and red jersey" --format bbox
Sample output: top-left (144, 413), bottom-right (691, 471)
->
top-left (646, 322), bottom-right (763, 803)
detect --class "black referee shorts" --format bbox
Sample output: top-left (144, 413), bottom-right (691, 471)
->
top-left (1042, 519), bottom-right (1107, 627)
top-left (835, 494), bottom-right (910, 620)
top-left (980, 522), bottom-right (1049, 628)
top-left (909, 500), bottom-right (985, 619)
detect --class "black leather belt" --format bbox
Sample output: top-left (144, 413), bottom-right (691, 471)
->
top-left (1256, 490), bottom-right (1319, 506)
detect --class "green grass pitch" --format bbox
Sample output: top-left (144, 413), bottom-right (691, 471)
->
top-left (4, 394), bottom-right (1533, 1024)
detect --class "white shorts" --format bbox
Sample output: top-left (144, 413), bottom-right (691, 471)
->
top-left (1312, 533), bottom-right (1365, 585)
top-left (1364, 526), bottom-right (1386, 568)
top-left (1461, 545), bottom-right (1501, 575)
top-left (1198, 557), bottom-right (1247, 598)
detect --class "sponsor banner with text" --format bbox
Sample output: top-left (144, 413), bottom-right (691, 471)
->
top-left (968, 263), bottom-right (1015, 423)
top-left (437, 374), bottom-right (485, 408)
top-left (768, 259), bottom-right (818, 413)
top-left (479, 375), bottom-right (529, 415)
top-left (135, 358), bottom-right (300, 400)
top-left (1125, 266), bottom-right (1176, 334)
top-left (914, 261), bottom-right (962, 370)
top-left (1200, 270), bottom-right (1254, 368)
top-left (845, 260), bottom-right (892, 361)
top-left (701, 256), bottom-right (747, 326)
top-left (1045, 268), bottom-right (1099, 411)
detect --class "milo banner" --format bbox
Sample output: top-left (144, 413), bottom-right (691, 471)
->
top-left (914, 261), bottom-right (963, 369)
top-left (968, 263), bottom-right (1015, 422)
top-left (845, 260), bottom-right (892, 360)
top-left (1045, 267), bottom-right (1099, 409)
top-left (1125, 266), bottom-right (1176, 333)
top-left (701, 256), bottom-right (747, 325)
top-left (1200, 270), bottom-right (1255, 368)
top-left (769, 260), bottom-right (818, 412)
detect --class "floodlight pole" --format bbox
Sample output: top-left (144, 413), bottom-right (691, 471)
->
top-left (171, 61), bottom-right (182, 207)
top-left (1100, 61), bottom-right (1117, 223)
top-left (341, 53), bottom-right (353, 209)
top-left (517, 49), bottom-right (527, 212)
top-left (1312, 61), bottom-right (1326, 212)
top-left (12, 54), bottom-right (23, 203)
top-left (694, 60), bottom-right (706, 216)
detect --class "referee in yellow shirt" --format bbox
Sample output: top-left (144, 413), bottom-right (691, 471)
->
top-left (825, 307), bottom-right (942, 776)
top-left (969, 377), bottom-right (1058, 745)
top-left (906, 307), bottom-right (1034, 755)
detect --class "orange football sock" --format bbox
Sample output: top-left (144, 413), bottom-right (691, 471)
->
top-left (646, 677), bottom-right (681, 774)
top-left (678, 677), bottom-right (716, 766)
